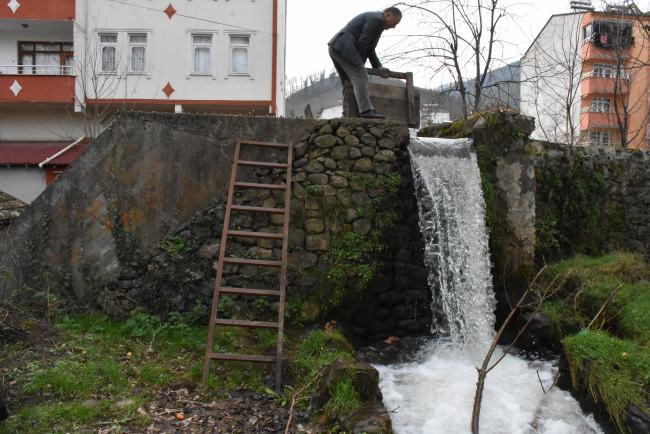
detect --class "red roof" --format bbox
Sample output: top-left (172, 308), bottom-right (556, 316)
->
top-left (0, 141), bottom-right (89, 166)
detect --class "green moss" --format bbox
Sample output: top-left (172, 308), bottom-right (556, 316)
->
top-left (537, 253), bottom-right (650, 430)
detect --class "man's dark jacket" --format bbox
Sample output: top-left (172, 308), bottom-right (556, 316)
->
top-left (328, 11), bottom-right (385, 68)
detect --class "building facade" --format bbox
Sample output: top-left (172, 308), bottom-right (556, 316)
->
top-left (521, 9), bottom-right (650, 149)
top-left (1, 0), bottom-right (287, 202)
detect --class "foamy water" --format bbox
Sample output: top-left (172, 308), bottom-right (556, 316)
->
top-left (377, 138), bottom-right (603, 434)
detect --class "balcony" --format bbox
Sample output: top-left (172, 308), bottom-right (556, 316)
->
top-left (581, 71), bottom-right (629, 95)
top-left (0, 0), bottom-right (75, 20)
top-left (0, 65), bottom-right (75, 104)
top-left (580, 107), bottom-right (624, 129)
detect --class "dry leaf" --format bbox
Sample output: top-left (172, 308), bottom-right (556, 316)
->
top-left (382, 336), bottom-right (399, 344)
top-left (176, 412), bottom-right (185, 420)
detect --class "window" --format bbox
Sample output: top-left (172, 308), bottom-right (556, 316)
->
top-left (18, 42), bottom-right (74, 75)
top-left (584, 23), bottom-right (593, 41)
top-left (229, 35), bottom-right (250, 75)
top-left (192, 35), bottom-right (212, 74)
top-left (129, 34), bottom-right (147, 73)
top-left (100, 34), bottom-right (118, 73)
top-left (591, 131), bottom-right (610, 146)
top-left (593, 64), bottom-right (613, 78)
top-left (592, 97), bottom-right (611, 113)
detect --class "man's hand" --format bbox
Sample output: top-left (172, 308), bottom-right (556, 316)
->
top-left (379, 67), bottom-right (390, 79)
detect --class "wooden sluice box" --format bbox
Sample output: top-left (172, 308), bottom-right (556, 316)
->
top-left (345, 68), bottom-right (420, 128)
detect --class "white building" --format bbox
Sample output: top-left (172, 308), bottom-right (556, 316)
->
top-left (1, 0), bottom-right (287, 202)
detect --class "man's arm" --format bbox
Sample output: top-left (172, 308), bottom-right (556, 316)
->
top-left (368, 50), bottom-right (382, 69)
top-left (356, 18), bottom-right (383, 65)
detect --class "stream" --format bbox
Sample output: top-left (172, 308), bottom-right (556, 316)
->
top-left (373, 138), bottom-right (604, 434)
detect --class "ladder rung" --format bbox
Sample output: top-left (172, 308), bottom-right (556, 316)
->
top-left (240, 140), bottom-right (290, 149)
top-left (228, 230), bottom-right (284, 240)
top-left (209, 353), bottom-right (277, 363)
top-left (234, 182), bottom-right (287, 191)
top-left (219, 287), bottom-right (281, 296)
top-left (237, 160), bottom-right (289, 169)
top-left (214, 319), bottom-right (279, 328)
top-left (222, 257), bottom-right (283, 267)
top-left (230, 205), bottom-right (285, 214)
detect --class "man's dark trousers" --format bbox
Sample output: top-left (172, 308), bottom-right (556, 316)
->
top-left (328, 11), bottom-right (385, 116)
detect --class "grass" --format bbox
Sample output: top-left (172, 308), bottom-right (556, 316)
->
top-left (536, 252), bottom-right (650, 431)
top-left (0, 309), bottom-right (359, 433)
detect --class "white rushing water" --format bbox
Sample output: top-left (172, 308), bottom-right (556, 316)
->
top-left (375, 138), bottom-right (603, 434)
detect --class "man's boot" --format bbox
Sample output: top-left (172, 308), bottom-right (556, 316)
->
top-left (360, 109), bottom-right (386, 120)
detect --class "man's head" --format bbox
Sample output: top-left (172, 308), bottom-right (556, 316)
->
top-left (383, 7), bottom-right (402, 30)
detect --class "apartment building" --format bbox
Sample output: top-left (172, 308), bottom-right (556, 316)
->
top-left (0, 0), bottom-right (287, 203)
top-left (521, 6), bottom-right (650, 149)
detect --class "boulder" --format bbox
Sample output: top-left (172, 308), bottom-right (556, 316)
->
top-left (287, 250), bottom-right (318, 270)
top-left (354, 158), bottom-right (373, 172)
top-left (315, 135), bottom-right (337, 148)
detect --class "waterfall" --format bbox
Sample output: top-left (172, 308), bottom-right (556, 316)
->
top-left (373, 137), bottom-right (603, 434)
top-left (409, 137), bottom-right (495, 353)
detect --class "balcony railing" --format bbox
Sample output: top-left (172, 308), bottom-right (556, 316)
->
top-left (0, 65), bottom-right (75, 76)
top-left (581, 107), bottom-right (625, 114)
top-left (581, 70), bottom-right (629, 81)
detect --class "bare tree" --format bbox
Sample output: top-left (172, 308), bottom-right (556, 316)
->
top-left (391, 0), bottom-right (520, 118)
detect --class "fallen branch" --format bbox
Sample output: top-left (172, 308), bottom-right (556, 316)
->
top-left (536, 371), bottom-right (546, 394)
top-left (284, 366), bottom-right (328, 434)
top-left (587, 284), bottom-right (622, 331)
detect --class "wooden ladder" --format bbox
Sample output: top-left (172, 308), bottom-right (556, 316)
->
top-left (202, 137), bottom-right (292, 393)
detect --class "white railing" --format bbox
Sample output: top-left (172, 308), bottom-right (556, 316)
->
top-left (581, 107), bottom-right (625, 114)
top-left (0, 65), bottom-right (76, 76)
top-left (581, 70), bottom-right (630, 81)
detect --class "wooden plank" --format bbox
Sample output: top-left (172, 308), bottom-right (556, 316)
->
top-left (222, 257), bottom-right (283, 267)
top-left (240, 140), bottom-right (289, 148)
top-left (345, 80), bottom-right (421, 127)
top-left (406, 72), bottom-right (416, 127)
top-left (367, 83), bottom-right (408, 100)
top-left (219, 287), bottom-right (281, 297)
top-left (214, 319), bottom-right (279, 328)
top-left (237, 160), bottom-right (289, 169)
top-left (234, 182), bottom-right (287, 191)
top-left (230, 205), bottom-right (285, 214)
top-left (366, 68), bottom-right (408, 79)
top-left (227, 230), bottom-right (284, 240)
top-left (209, 353), bottom-right (277, 363)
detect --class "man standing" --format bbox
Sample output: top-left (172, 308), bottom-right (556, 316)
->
top-left (328, 7), bottom-right (402, 119)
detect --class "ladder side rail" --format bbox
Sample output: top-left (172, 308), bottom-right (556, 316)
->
top-left (202, 137), bottom-right (242, 385)
top-left (274, 144), bottom-right (293, 393)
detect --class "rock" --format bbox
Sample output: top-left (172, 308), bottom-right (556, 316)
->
top-left (117, 280), bottom-right (133, 290)
top-left (336, 126), bottom-right (351, 137)
top-left (303, 160), bottom-right (325, 174)
top-left (330, 118), bottom-right (340, 130)
top-left (308, 174), bottom-right (329, 185)
top-left (293, 157), bottom-right (308, 168)
top-left (369, 127), bottom-right (384, 138)
top-left (352, 218), bottom-right (371, 235)
top-left (351, 191), bottom-right (372, 208)
top-left (514, 313), bottom-right (557, 353)
top-left (271, 214), bottom-right (285, 225)
top-left (345, 135), bottom-right (360, 146)
top-left (354, 157), bottom-right (373, 172)
top-left (337, 189), bottom-right (352, 206)
top-left (306, 233), bottom-right (330, 251)
top-left (116, 399), bottom-right (135, 408)
top-left (309, 147), bottom-right (329, 159)
top-left (322, 185), bottom-right (337, 197)
top-left (315, 135), bottom-right (337, 148)
top-left (287, 250), bottom-right (318, 270)
top-left (342, 402), bottom-right (393, 434)
top-left (294, 141), bottom-right (308, 158)
top-left (248, 247), bottom-right (273, 259)
top-left (346, 208), bottom-right (360, 223)
top-left (178, 230), bottom-right (192, 240)
top-left (120, 299), bottom-right (135, 311)
top-left (378, 138), bottom-right (396, 150)
top-left (348, 147), bottom-right (362, 159)
top-left (367, 187), bottom-right (384, 198)
top-left (361, 146), bottom-right (376, 157)
top-left (379, 292), bottom-right (404, 307)
top-left (392, 304), bottom-right (412, 319)
top-left (360, 133), bottom-right (377, 145)
top-left (289, 228), bottom-right (305, 244)
top-left (330, 146), bottom-right (349, 160)
top-left (294, 182), bottom-right (308, 199)
top-left (627, 404), bottom-right (650, 433)
top-left (305, 197), bottom-right (321, 210)
top-left (198, 242), bottom-right (220, 259)
top-left (292, 172), bottom-right (306, 182)
top-left (82, 399), bottom-right (101, 409)
top-left (305, 219), bottom-right (325, 234)
top-left (324, 158), bottom-right (337, 169)
top-left (330, 176), bottom-right (349, 188)
top-left (373, 150), bottom-right (396, 163)
top-left (337, 159), bottom-right (354, 171)
top-left (319, 124), bottom-right (333, 136)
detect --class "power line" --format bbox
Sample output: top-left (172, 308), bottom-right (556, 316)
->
top-left (108, 0), bottom-right (276, 36)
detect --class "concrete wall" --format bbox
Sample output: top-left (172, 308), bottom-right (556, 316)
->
top-left (0, 166), bottom-right (46, 204)
top-left (0, 108), bottom-right (86, 141)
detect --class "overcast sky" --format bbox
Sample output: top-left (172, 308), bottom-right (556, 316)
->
top-left (285, 0), bottom-right (646, 88)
